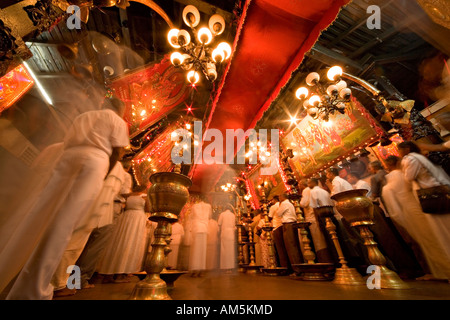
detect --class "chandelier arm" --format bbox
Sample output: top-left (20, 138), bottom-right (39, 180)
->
top-left (128, 0), bottom-right (174, 29)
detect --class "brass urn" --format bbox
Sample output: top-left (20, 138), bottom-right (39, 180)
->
top-left (129, 171), bottom-right (192, 300)
top-left (330, 189), bottom-right (373, 227)
top-left (331, 189), bottom-right (409, 289)
top-left (147, 172), bottom-right (192, 221)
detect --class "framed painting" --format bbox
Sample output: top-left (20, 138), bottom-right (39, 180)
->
top-left (283, 98), bottom-right (383, 177)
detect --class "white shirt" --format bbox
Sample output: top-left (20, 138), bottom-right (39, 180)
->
top-left (64, 109), bottom-right (129, 156)
top-left (268, 202), bottom-right (282, 229)
top-left (402, 153), bottom-right (450, 189)
top-left (309, 186), bottom-right (334, 208)
top-left (121, 172), bottom-right (133, 194)
top-left (276, 199), bottom-right (297, 223)
top-left (354, 180), bottom-right (371, 197)
top-left (331, 176), bottom-right (353, 196)
top-left (299, 187), bottom-right (311, 209)
top-left (190, 201), bottom-right (212, 234)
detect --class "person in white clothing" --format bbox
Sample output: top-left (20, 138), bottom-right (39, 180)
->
top-left (75, 162), bottom-right (132, 289)
top-left (398, 141), bottom-right (450, 189)
top-left (51, 160), bottom-right (129, 296)
top-left (188, 195), bottom-right (212, 276)
top-left (276, 193), bottom-right (303, 272)
top-left (96, 184), bottom-right (150, 282)
top-left (346, 172), bottom-right (371, 198)
top-left (326, 167), bottom-right (353, 196)
top-left (383, 153), bottom-right (450, 281)
top-left (206, 217), bottom-right (219, 271)
top-left (218, 205), bottom-right (236, 271)
top-left (3, 97), bottom-right (129, 300)
top-left (300, 179), bottom-right (332, 262)
top-left (167, 221), bottom-right (185, 270)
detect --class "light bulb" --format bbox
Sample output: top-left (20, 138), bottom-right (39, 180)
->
top-left (187, 70), bottom-right (200, 84)
top-left (170, 52), bottom-right (184, 66)
top-left (212, 48), bottom-right (225, 63)
top-left (183, 5), bottom-right (200, 28)
top-left (336, 80), bottom-right (347, 91)
top-left (167, 29), bottom-right (180, 48)
top-left (326, 85), bottom-right (339, 96)
top-left (295, 87), bottom-right (309, 100)
top-left (198, 27), bottom-right (213, 45)
top-left (339, 88), bottom-right (352, 99)
top-left (327, 66), bottom-right (343, 81)
top-left (177, 29), bottom-right (191, 46)
top-left (306, 72), bottom-right (320, 86)
top-left (209, 14), bottom-right (225, 35)
top-left (217, 42), bottom-right (232, 60)
top-left (309, 95), bottom-right (321, 107)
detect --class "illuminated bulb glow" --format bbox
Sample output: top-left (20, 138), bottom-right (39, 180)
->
top-left (327, 66), bottom-right (343, 81)
top-left (295, 87), bottom-right (309, 100)
top-left (170, 52), bottom-right (184, 66)
top-left (217, 42), bottom-right (231, 59)
top-left (167, 29), bottom-right (180, 48)
top-left (212, 48), bottom-right (225, 63)
top-left (309, 95), bottom-right (321, 107)
top-left (187, 70), bottom-right (200, 84)
top-left (197, 27), bottom-right (213, 45)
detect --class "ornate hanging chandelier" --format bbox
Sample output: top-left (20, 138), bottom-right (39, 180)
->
top-left (295, 66), bottom-right (352, 122)
top-left (167, 5), bottom-right (232, 85)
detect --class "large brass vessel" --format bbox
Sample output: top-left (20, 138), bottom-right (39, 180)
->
top-left (331, 189), bottom-right (409, 289)
top-left (129, 171), bottom-right (192, 300)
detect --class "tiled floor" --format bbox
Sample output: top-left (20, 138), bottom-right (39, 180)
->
top-left (51, 270), bottom-right (450, 300)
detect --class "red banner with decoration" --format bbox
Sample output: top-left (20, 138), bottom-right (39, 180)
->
top-left (108, 56), bottom-right (190, 136)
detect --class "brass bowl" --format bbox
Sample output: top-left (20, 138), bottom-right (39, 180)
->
top-left (314, 206), bottom-right (335, 218)
top-left (148, 172), bottom-right (192, 222)
top-left (331, 189), bottom-right (373, 227)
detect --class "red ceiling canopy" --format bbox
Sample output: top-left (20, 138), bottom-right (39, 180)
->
top-left (190, 0), bottom-right (350, 193)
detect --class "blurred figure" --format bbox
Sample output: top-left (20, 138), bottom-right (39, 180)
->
top-left (384, 147), bottom-right (450, 281)
top-left (368, 160), bottom-right (387, 200)
top-left (205, 215), bottom-right (219, 271)
top-left (188, 195), bottom-right (212, 277)
top-left (346, 171), bottom-right (371, 197)
top-left (167, 221), bottom-right (185, 270)
top-left (96, 184), bottom-right (150, 282)
top-left (326, 167), bottom-right (353, 196)
top-left (51, 159), bottom-right (130, 297)
top-left (218, 205), bottom-right (236, 272)
top-left (3, 97), bottom-right (129, 300)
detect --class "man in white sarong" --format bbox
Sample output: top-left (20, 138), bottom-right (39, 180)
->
top-left (167, 221), bottom-right (185, 270)
top-left (75, 164), bottom-right (132, 289)
top-left (206, 216), bottom-right (219, 271)
top-left (300, 179), bottom-right (332, 262)
top-left (50, 160), bottom-right (129, 296)
top-left (3, 98), bottom-right (129, 300)
top-left (188, 196), bottom-right (212, 276)
top-left (218, 205), bottom-right (236, 271)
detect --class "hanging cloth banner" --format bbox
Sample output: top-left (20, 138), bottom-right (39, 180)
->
top-left (108, 56), bottom-right (190, 136)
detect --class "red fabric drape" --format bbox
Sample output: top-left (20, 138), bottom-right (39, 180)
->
top-left (190, 0), bottom-right (350, 193)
